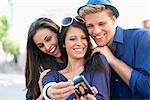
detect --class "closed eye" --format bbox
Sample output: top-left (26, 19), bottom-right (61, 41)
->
top-left (46, 36), bottom-right (52, 41)
top-left (98, 22), bottom-right (107, 26)
top-left (82, 36), bottom-right (87, 40)
top-left (86, 24), bottom-right (93, 29)
top-left (70, 38), bottom-right (76, 41)
top-left (37, 43), bottom-right (44, 48)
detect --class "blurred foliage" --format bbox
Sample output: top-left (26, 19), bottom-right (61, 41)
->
top-left (2, 39), bottom-right (20, 63)
top-left (0, 16), bottom-right (9, 41)
top-left (0, 15), bottom-right (20, 63)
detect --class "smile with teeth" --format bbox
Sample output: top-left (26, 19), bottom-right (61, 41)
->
top-left (95, 33), bottom-right (105, 39)
top-left (50, 46), bottom-right (56, 53)
top-left (74, 48), bottom-right (84, 52)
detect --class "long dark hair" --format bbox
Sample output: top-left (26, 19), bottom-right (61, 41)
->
top-left (59, 17), bottom-right (104, 71)
top-left (25, 17), bottom-right (62, 98)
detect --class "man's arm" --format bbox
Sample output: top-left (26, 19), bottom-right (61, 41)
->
top-left (93, 46), bottom-right (150, 98)
top-left (93, 46), bottom-right (132, 85)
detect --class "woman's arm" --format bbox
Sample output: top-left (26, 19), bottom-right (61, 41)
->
top-left (44, 81), bottom-right (75, 100)
top-left (42, 72), bottom-right (75, 99)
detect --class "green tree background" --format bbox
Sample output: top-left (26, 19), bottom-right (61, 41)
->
top-left (0, 16), bottom-right (20, 63)
top-left (0, 16), bottom-right (8, 40)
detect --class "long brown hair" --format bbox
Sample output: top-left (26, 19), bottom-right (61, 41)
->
top-left (25, 17), bottom-right (62, 98)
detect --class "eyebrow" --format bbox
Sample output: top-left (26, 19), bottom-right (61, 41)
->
top-left (44, 35), bottom-right (48, 40)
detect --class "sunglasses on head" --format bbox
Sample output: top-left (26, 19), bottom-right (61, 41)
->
top-left (59, 16), bottom-right (85, 33)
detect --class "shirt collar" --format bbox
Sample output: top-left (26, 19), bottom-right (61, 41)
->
top-left (113, 26), bottom-right (124, 44)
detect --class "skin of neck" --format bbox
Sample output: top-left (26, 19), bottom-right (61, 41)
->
top-left (60, 57), bottom-right (85, 80)
top-left (107, 26), bottom-right (116, 47)
top-left (55, 57), bottom-right (63, 63)
top-left (67, 58), bottom-right (84, 72)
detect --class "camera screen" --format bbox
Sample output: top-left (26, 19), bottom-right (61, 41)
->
top-left (73, 75), bottom-right (93, 97)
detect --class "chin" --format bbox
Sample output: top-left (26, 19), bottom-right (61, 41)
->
top-left (55, 53), bottom-right (61, 58)
top-left (96, 42), bottom-right (103, 46)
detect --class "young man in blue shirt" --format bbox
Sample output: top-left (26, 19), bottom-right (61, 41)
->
top-left (77, 0), bottom-right (150, 99)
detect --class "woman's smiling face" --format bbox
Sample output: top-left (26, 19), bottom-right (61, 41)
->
top-left (63, 26), bottom-right (88, 60)
top-left (33, 28), bottom-right (61, 58)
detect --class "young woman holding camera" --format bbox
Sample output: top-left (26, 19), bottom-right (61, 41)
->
top-left (42, 16), bottom-right (110, 100)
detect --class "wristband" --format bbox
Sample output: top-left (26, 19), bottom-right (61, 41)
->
top-left (42, 82), bottom-right (56, 100)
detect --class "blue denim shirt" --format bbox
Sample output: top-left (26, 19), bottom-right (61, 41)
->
top-left (110, 26), bottom-right (150, 99)
top-left (43, 55), bottom-right (110, 100)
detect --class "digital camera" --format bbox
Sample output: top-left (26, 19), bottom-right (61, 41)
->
top-left (73, 75), bottom-right (93, 97)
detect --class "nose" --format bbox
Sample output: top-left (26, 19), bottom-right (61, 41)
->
top-left (76, 39), bottom-right (83, 46)
top-left (43, 42), bottom-right (50, 51)
top-left (92, 26), bottom-right (102, 35)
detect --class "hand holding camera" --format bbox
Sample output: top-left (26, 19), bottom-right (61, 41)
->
top-left (73, 75), bottom-right (94, 97)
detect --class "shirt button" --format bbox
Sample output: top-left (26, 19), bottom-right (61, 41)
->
top-left (115, 79), bottom-right (119, 82)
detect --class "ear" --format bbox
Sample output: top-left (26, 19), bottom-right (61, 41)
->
top-left (111, 15), bottom-right (116, 25)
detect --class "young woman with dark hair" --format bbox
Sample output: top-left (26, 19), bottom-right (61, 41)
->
top-left (25, 17), bottom-right (64, 99)
top-left (42, 16), bottom-right (110, 100)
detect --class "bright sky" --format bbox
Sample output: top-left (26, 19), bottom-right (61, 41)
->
top-left (0, 0), bottom-right (150, 53)
top-left (0, 0), bottom-right (87, 53)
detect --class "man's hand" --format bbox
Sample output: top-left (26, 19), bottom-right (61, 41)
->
top-left (92, 46), bottom-right (115, 63)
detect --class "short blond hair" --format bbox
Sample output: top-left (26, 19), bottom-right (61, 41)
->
top-left (78, 5), bottom-right (113, 18)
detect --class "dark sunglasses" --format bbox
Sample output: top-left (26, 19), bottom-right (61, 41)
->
top-left (59, 16), bottom-right (85, 33)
